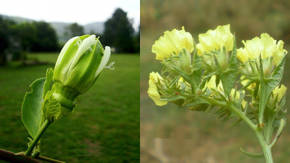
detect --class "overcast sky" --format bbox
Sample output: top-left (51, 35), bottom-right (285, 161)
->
top-left (0, 0), bottom-right (139, 27)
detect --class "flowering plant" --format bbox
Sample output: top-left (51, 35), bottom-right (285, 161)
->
top-left (19, 35), bottom-right (112, 161)
top-left (148, 25), bottom-right (287, 163)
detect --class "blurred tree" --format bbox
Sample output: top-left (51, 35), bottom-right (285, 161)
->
top-left (33, 21), bottom-right (58, 51)
top-left (0, 16), bottom-right (18, 65)
top-left (65, 23), bottom-right (84, 37)
top-left (103, 8), bottom-right (135, 53)
top-left (16, 21), bottom-right (58, 52)
top-left (0, 16), bottom-right (10, 65)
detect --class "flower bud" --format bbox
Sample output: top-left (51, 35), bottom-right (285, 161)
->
top-left (270, 85), bottom-right (287, 103)
top-left (203, 75), bottom-right (224, 96)
top-left (52, 35), bottom-right (111, 109)
top-left (196, 25), bottom-right (234, 69)
top-left (147, 72), bottom-right (168, 106)
top-left (152, 27), bottom-right (194, 61)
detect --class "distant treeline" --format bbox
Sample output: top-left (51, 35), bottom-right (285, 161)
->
top-left (0, 8), bottom-right (139, 65)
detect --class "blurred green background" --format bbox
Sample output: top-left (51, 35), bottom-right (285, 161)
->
top-left (140, 0), bottom-right (290, 162)
top-left (0, 53), bottom-right (139, 162)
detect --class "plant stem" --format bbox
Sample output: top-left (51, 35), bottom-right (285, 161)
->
top-left (25, 120), bottom-right (50, 156)
top-left (229, 104), bottom-right (256, 130)
top-left (255, 130), bottom-right (273, 163)
top-left (229, 104), bottom-right (274, 163)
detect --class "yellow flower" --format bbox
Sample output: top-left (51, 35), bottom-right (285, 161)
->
top-left (230, 89), bottom-right (241, 101)
top-left (152, 27), bottom-right (194, 60)
top-left (237, 33), bottom-right (287, 65)
top-left (196, 24), bottom-right (234, 55)
top-left (203, 75), bottom-right (224, 93)
top-left (240, 76), bottom-right (256, 90)
top-left (241, 100), bottom-right (247, 109)
top-left (147, 72), bottom-right (168, 106)
top-left (177, 77), bottom-right (191, 91)
top-left (272, 85), bottom-right (287, 102)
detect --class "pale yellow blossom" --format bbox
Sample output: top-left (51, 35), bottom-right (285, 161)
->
top-left (237, 33), bottom-right (287, 66)
top-left (197, 24), bottom-right (234, 55)
top-left (152, 27), bottom-right (194, 60)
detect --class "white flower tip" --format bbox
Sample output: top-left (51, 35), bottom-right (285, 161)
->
top-left (95, 46), bottom-right (112, 77)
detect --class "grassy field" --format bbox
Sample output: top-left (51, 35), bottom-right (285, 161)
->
top-left (140, 30), bottom-right (290, 163)
top-left (0, 53), bottom-right (139, 162)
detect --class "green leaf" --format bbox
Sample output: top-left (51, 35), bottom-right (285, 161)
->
top-left (220, 70), bottom-right (237, 96)
top-left (21, 78), bottom-right (45, 138)
top-left (258, 57), bottom-right (285, 125)
top-left (220, 38), bottom-right (238, 96)
top-left (240, 147), bottom-right (263, 158)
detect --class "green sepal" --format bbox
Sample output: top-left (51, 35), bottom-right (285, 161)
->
top-left (21, 78), bottom-right (45, 138)
top-left (43, 91), bottom-right (62, 122)
top-left (221, 37), bottom-right (238, 96)
top-left (43, 68), bottom-right (54, 99)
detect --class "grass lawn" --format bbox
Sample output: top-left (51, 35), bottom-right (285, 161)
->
top-left (140, 30), bottom-right (290, 163)
top-left (0, 53), bottom-right (140, 162)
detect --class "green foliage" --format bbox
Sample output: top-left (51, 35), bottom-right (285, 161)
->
top-left (0, 16), bottom-right (58, 65)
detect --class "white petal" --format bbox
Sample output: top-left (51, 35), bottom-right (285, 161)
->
top-left (95, 46), bottom-right (111, 77)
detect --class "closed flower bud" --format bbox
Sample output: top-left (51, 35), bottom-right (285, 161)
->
top-left (152, 27), bottom-right (194, 61)
top-left (270, 85), bottom-right (287, 103)
top-left (52, 35), bottom-right (111, 109)
top-left (177, 77), bottom-right (191, 92)
top-left (148, 72), bottom-right (168, 106)
top-left (203, 75), bottom-right (224, 95)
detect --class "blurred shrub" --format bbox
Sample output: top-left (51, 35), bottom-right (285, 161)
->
top-left (141, 0), bottom-right (290, 43)
top-left (0, 17), bottom-right (58, 65)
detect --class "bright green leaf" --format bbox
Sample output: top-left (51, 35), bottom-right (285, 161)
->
top-left (21, 78), bottom-right (45, 138)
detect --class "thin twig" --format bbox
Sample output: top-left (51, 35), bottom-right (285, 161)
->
top-left (0, 149), bottom-right (65, 163)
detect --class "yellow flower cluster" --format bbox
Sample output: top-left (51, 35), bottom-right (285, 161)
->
top-left (147, 72), bottom-right (168, 106)
top-left (152, 27), bottom-right (194, 60)
top-left (196, 24), bottom-right (234, 54)
top-left (237, 33), bottom-right (287, 66)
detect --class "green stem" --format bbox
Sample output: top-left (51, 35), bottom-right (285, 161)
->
top-left (255, 130), bottom-right (273, 163)
top-left (25, 120), bottom-right (50, 156)
top-left (229, 104), bottom-right (273, 162)
top-left (229, 104), bottom-right (256, 131)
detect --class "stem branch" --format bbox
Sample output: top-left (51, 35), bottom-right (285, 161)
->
top-left (255, 131), bottom-right (273, 163)
top-left (25, 120), bottom-right (50, 156)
